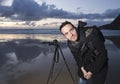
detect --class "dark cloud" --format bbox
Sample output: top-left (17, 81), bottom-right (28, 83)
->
top-left (0, 0), bottom-right (120, 21)
top-left (0, 6), bottom-right (14, 17)
top-left (102, 8), bottom-right (120, 18)
top-left (11, 0), bottom-right (69, 20)
top-left (12, 0), bottom-right (42, 20)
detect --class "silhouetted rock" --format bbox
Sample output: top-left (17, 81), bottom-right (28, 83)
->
top-left (99, 14), bottom-right (120, 30)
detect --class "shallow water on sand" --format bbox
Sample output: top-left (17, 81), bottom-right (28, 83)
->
top-left (0, 34), bottom-right (120, 84)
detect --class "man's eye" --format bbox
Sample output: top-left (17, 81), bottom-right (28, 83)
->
top-left (70, 28), bottom-right (74, 32)
top-left (64, 32), bottom-right (68, 36)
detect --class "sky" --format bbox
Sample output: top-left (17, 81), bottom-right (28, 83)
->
top-left (0, 0), bottom-right (120, 28)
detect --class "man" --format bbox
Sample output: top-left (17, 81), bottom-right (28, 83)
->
top-left (59, 21), bottom-right (108, 84)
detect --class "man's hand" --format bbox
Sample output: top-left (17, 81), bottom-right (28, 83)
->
top-left (81, 67), bottom-right (92, 79)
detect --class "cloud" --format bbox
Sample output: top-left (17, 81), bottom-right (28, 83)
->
top-left (11, 0), bottom-right (69, 20)
top-left (102, 8), bottom-right (120, 18)
top-left (11, 0), bottom-right (41, 20)
top-left (0, 0), bottom-right (120, 21)
top-left (0, 6), bottom-right (14, 17)
top-left (0, 0), bottom-right (4, 5)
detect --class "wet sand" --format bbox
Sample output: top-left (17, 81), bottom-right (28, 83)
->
top-left (105, 36), bottom-right (120, 84)
top-left (105, 36), bottom-right (120, 48)
top-left (0, 36), bottom-right (120, 84)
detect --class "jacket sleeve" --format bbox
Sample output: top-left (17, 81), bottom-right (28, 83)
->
top-left (85, 27), bottom-right (108, 74)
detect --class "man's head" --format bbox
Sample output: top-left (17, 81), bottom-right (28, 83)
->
top-left (60, 21), bottom-right (78, 42)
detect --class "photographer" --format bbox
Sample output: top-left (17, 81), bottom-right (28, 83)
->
top-left (59, 21), bottom-right (108, 84)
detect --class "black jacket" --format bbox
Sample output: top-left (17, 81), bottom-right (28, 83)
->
top-left (68, 26), bottom-right (108, 79)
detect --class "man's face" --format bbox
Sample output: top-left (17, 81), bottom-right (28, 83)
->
top-left (61, 24), bottom-right (78, 41)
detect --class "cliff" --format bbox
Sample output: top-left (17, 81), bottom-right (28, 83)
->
top-left (99, 14), bottom-right (120, 30)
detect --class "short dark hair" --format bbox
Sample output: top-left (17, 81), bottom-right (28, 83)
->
top-left (59, 21), bottom-right (75, 32)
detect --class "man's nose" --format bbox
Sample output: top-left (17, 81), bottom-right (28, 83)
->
top-left (69, 32), bottom-right (73, 37)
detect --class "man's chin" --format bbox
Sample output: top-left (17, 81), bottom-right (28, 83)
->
top-left (69, 37), bottom-right (77, 41)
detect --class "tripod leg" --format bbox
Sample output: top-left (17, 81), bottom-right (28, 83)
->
top-left (59, 46), bottom-right (76, 84)
top-left (46, 59), bottom-right (55, 84)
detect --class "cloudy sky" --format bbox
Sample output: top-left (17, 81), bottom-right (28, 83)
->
top-left (0, 0), bottom-right (120, 28)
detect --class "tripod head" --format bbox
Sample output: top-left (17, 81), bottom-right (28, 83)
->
top-left (42, 39), bottom-right (59, 46)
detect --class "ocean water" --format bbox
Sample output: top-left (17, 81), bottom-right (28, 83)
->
top-left (0, 29), bottom-right (119, 41)
top-left (0, 28), bottom-right (120, 36)
top-left (0, 29), bottom-right (60, 34)
top-left (101, 29), bottom-right (120, 36)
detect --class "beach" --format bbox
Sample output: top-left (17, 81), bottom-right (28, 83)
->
top-left (105, 36), bottom-right (120, 84)
top-left (0, 35), bottom-right (120, 84)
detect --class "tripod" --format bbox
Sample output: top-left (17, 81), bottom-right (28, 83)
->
top-left (42, 39), bottom-right (76, 84)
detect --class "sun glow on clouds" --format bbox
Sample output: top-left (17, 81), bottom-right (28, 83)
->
top-left (0, 21), bottom-right (27, 28)
top-left (0, 17), bottom-right (114, 29)
top-left (0, 0), bottom-right (13, 6)
top-left (0, 18), bottom-right (80, 29)
top-left (0, 18), bottom-right (58, 29)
